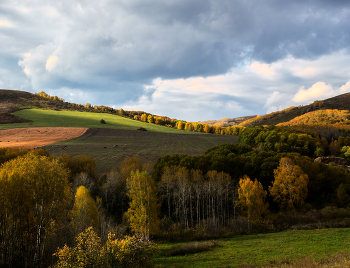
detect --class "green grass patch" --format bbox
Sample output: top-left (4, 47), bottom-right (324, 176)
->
top-left (161, 241), bottom-right (221, 257)
top-left (0, 109), bottom-right (193, 134)
top-left (155, 228), bottom-right (350, 267)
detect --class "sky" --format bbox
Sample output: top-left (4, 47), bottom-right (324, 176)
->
top-left (1, 0), bottom-right (350, 121)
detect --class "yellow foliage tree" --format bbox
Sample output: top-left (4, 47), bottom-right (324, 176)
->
top-left (237, 175), bottom-right (268, 223)
top-left (269, 157), bottom-right (309, 209)
top-left (0, 154), bottom-right (71, 267)
top-left (140, 113), bottom-right (147, 122)
top-left (204, 124), bottom-right (211, 133)
top-left (126, 170), bottom-right (160, 240)
top-left (147, 115), bottom-right (155, 124)
top-left (71, 186), bottom-right (99, 235)
top-left (177, 121), bottom-right (184, 130)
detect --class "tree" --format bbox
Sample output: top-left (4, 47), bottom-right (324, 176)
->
top-left (141, 113), bottom-right (148, 122)
top-left (204, 124), bottom-right (211, 133)
top-left (126, 170), bottom-right (160, 240)
top-left (237, 175), bottom-right (268, 224)
top-left (147, 115), bottom-right (155, 124)
top-left (58, 154), bottom-right (97, 181)
top-left (54, 227), bottom-right (157, 268)
top-left (0, 154), bottom-right (71, 268)
top-left (269, 157), bottom-right (309, 209)
top-left (119, 108), bottom-right (126, 116)
top-left (177, 121), bottom-right (184, 130)
top-left (120, 157), bottom-right (143, 179)
top-left (159, 166), bottom-right (177, 218)
top-left (71, 186), bottom-right (99, 235)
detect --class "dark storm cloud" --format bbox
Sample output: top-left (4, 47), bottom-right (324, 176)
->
top-left (1, 0), bottom-right (350, 119)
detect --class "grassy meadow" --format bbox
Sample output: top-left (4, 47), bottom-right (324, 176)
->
top-left (0, 109), bottom-right (191, 133)
top-left (0, 109), bottom-right (239, 174)
top-left (156, 228), bottom-right (350, 267)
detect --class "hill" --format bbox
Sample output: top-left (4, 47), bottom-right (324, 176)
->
top-left (200, 115), bottom-right (257, 127)
top-left (278, 109), bottom-right (350, 127)
top-left (239, 92), bottom-right (350, 127)
top-left (0, 93), bottom-right (239, 175)
top-left (0, 109), bottom-right (193, 134)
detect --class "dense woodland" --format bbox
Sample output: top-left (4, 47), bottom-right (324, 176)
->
top-left (3, 91), bottom-right (350, 267)
top-left (2, 120), bottom-right (350, 267)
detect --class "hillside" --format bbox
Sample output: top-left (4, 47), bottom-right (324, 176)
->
top-left (239, 92), bottom-right (350, 127)
top-left (278, 109), bottom-right (350, 127)
top-left (200, 115), bottom-right (257, 127)
top-left (3, 88), bottom-right (350, 132)
top-left (0, 109), bottom-right (193, 134)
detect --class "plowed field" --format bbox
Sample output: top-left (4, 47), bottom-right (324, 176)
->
top-left (0, 127), bottom-right (88, 149)
top-left (41, 128), bottom-right (239, 175)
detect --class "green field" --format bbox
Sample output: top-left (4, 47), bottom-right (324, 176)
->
top-left (156, 228), bottom-right (350, 267)
top-left (0, 109), bottom-right (194, 133)
top-left (0, 109), bottom-right (239, 174)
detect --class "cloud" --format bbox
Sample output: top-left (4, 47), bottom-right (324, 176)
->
top-left (293, 82), bottom-right (335, 102)
top-left (45, 55), bottom-right (58, 71)
top-left (264, 91), bottom-right (288, 113)
top-left (0, 0), bottom-right (350, 120)
top-left (249, 62), bottom-right (275, 77)
top-left (340, 81), bottom-right (350, 93)
top-left (0, 20), bottom-right (12, 27)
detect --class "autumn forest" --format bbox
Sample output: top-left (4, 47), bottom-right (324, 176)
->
top-left (2, 91), bottom-right (350, 267)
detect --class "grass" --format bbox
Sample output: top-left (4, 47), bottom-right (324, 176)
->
top-left (0, 109), bottom-right (193, 134)
top-left (155, 228), bottom-right (350, 267)
top-left (0, 109), bottom-right (239, 175)
top-left (161, 241), bottom-right (221, 257)
top-left (42, 128), bottom-right (238, 175)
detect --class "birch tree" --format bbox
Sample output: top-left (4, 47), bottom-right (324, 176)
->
top-left (71, 186), bottom-right (99, 236)
top-left (269, 157), bottom-right (309, 209)
top-left (237, 175), bottom-right (268, 225)
top-left (126, 170), bottom-right (160, 240)
top-left (0, 154), bottom-right (70, 268)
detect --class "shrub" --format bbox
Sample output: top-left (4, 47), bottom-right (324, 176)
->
top-left (320, 206), bottom-right (350, 219)
top-left (100, 119), bottom-right (106, 124)
top-left (54, 227), bottom-right (158, 268)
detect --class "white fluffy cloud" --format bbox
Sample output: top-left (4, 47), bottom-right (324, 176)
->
top-left (293, 82), bottom-right (335, 102)
top-left (340, 81), bottom-right (350, 93)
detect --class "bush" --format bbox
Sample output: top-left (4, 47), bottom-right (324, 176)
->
top-left (320, 206), bottom-right (350, 219)
top-left (100, 119), bottom-right (106, 124)
top-left (54, 227), bottom-right (158, 268)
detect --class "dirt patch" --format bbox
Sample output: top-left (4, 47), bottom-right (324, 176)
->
top-left (0, 127), bottom-right (88, 149)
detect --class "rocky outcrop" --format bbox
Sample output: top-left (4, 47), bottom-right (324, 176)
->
top-left (314, 156), bottom-right (349, 169)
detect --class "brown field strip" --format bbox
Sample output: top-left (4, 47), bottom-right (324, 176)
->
top-left (0, 127), bottom-right (88, 149)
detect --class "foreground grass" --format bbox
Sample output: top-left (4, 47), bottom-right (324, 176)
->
top-left (0, 109), bottom-right (194, 134)
top-left (155, 228), bottom-right (350, 267)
